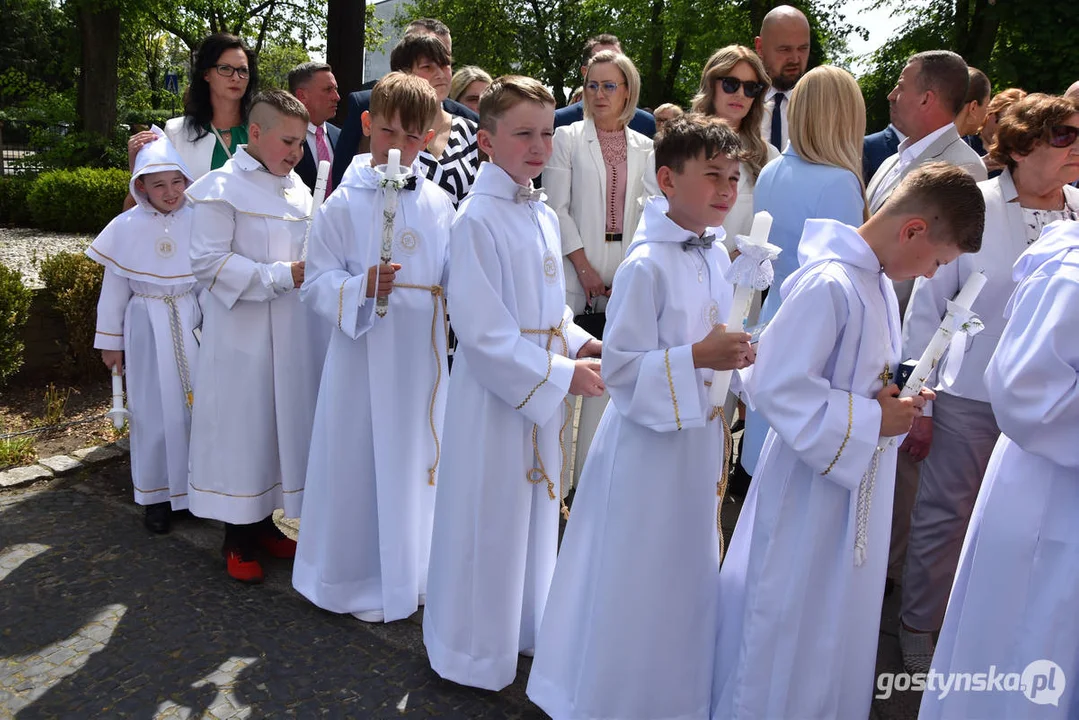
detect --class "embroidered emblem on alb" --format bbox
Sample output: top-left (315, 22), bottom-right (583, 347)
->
top-left (542, 250), bottom-right (559, 285)
top-left (156, 238), bottom-right (176, 258)
top-left (397, 228), bottom-right (420, 255)
top-left (702, 300), bottom-right (720, 329)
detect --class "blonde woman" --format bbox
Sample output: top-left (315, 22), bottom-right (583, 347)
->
top-left (546, 50), bottom-right (653, 488)
top-left (691, 45), bottom-right (781, 244)
top-left (449, 65), bottom-right (492, 114)
top-left (736, 65), bottom-right (869, 488)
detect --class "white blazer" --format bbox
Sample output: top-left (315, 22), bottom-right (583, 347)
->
top-left (164, 116), bottom-right (219, 182)
top-left (546, 118), bottom-right (653, 314)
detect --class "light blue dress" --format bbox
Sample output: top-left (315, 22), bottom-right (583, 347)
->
top-left (742, 149), bottom-right (865, 475)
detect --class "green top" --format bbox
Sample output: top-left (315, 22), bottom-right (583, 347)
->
top-left (208, 125), bottom-right (249, 170)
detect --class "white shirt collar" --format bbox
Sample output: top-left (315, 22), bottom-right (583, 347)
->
top-left (897, 123), bottom-right (953, 170)
top-left (308, 122), bottom-right (324, 136)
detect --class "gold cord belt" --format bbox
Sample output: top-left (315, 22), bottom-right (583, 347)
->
top-left (709, 404), bottom-right (733, 562)
top-left (519, 318), bottom-right (572, 519)
top-left (395, 283), bottom-right (448, 485)
top-left (132, 288), bottom-right (196, 408)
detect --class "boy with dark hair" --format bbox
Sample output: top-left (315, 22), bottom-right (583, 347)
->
top-left (186, 88), bottom-right (324, 583)
top-left (527, 113), bottom-right (754, 719)
top-left (712, 162), bottom-right (985, 719)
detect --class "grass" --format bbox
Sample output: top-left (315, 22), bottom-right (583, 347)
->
top-left (0, 434), bottom-right (35, 469)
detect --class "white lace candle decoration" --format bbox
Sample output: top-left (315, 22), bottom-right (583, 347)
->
top-left (376, 149), bottom-right (405, 318)
top-left (709, 211), bottom-right (780, 407)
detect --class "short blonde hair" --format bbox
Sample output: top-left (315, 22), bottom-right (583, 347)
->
top-left (370, 72), bottom-right (440, 133)
top-left (450, 66), bottom-right (493, 104)
top-left (691, 45), bottom-right (772, 180)
top-left (788, 65), bottom-right (869, 220)
top-left (583, 50), bottom-right (641, 128)
top-left (478, 75), bottom-right (555, 133)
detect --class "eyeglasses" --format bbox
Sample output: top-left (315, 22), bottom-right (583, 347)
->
top-left (585, 81), bottom-right (625, 95)
top-left (715, 76), bottom-right (765, 99)
top-left (1048, 124), bottom-right (1079, 149)
top-left (215, 64), bottom-right (250, 79)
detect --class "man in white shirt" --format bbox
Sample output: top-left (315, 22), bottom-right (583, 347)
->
top-left (755, 5), bottom-right (811, 152)
top-left (288, 62), bottom-right (340, 199)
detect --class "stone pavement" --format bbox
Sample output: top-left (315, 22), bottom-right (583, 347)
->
top-left (0, 460), bottom-right (924, 719)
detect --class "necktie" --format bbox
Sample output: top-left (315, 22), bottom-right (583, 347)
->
top-left (770, 93), bottom-right (785, 150)
top-left (515, 186), bottom-right (545, 203)
top-left (683, 233), bottom-right (716, 250)
top-left (315, 125), bottom-right (333, 200)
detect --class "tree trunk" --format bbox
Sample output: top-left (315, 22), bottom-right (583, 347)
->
top-left (327, 0), bottom-right (366, 123)
top-left (76, 2), bottom-right (121, 136)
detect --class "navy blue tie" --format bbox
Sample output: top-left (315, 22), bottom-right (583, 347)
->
top-left (770, 92), bottom-right (785, 150)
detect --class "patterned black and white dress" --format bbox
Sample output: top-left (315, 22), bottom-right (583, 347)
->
top-left (418, 115), bottom-right (480, 207)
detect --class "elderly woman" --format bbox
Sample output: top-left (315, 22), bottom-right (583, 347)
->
top-left (897, 93), bottom-right (1079, 675)
top-left (388, 34), bottom-right (480, 206)
top-left (125, 33), bottom-right (257, 207)
top-left (546, 49), bottom-right (653, 489)
top-left (449, 66), bottom-right (492, 115)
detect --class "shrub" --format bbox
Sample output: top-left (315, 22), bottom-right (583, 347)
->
top-left (28, 167), bottom-right (128, 233)
top-left (28, 129), bottom-right (128, 171)
top-left (0, 176), bottom-right (35, 227)
top-left (39, 252), bottom-right (103, 380)
top-left (0, 264), bottom-right (34, 386)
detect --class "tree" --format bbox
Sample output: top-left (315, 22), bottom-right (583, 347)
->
top-left (259, 41), bottom-right (311, 90)
top-left (74, 0), bottom-right (122, 136)
top-left (327, 0), bottom-right (366, 122)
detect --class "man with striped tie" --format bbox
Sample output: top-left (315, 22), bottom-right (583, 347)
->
top-left (289, 62), bottom-right (340, 200)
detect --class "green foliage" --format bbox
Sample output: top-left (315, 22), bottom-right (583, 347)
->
top-left (0, 434), bottom-right (36, 469)
top-left (39, 252), bottom-right (105, 381)
top-left (28, 168), bottom-right (129, 233)
top-left (0, 177), bottom-right (36, 227)
top-left (259, 42), bottom-right (312, 91)
top-left (0, 0), bottom-right (77, 103)
top-left (0, 265), bottom-right (34, 387)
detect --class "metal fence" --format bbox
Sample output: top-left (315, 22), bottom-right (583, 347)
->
top-left (0, 120), bottom-right (68, 176)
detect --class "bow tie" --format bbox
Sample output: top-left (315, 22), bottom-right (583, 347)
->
top-left (683, 233), bottom-right (716, 251)
top-left (515, 185), bottom-right (544, 203)
top-left (378, 174), bottom-right (418, 191)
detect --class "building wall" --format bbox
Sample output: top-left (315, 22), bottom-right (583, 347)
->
top-left (365, 0), bottom-right (409, 83)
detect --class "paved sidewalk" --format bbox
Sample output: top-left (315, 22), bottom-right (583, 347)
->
top-left (0, 460), bottom-right (923, 719)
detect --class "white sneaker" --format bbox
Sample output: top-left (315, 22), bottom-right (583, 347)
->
top-left (352, 609), bottom-right (385, 623)
top-left (899, 625), bottom-right (935, 674)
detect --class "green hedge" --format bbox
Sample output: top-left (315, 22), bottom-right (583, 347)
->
top-left (0, 176), bottom-right (35, 227)
top-left (27, 167), bottom-right (129, 233)
top-left (0, 264), bottom-right (34, 386)
top-left (39, 252), bottom-right (104, 380)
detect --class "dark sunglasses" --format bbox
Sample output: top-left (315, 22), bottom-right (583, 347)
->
top-left (1048, 124), bottom-right (1079, 149)
top-left (715, 76), bottom-right (765, 99)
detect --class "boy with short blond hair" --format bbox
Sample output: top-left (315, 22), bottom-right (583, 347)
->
top-left (87, 128), bottom-right (200, 535)
top-left (527, 114), bottom-right (754, 719)
top-left (292, 72), bottom-right (455, 624)
top-left (186, 88), bottom-right (325, 584)
top-left (423, 75), bottom-right (602, 691)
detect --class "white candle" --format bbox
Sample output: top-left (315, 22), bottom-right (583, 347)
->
top-left (709, 211), bottom-right (774, 406)
top-left (108, 368), bottom-right (127, 429)
top-left (386, 148), bottom-right (401, 178)
top-left (898, 270), bottom-right (987, 399)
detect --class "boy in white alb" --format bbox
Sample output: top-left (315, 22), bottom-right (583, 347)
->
top-left (527, 115), bottom-right (754, 720)
top-left (711, 163), bottom-right (984, 719)
top-left (423, 76), bottom-right (603, 691)
top-left (293, 73), bottom-right (454, 623)
top-left (186, 90), bottom-right (324, 584)
top-left (88, 127), bottom-right (200, 535)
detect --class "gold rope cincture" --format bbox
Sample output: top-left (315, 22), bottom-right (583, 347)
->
top-left (132, 288), bottom-right (195, 408)
top-left (520, 319), bottom-right (572, 520)
top-left (210, 126), bottom-right (234, 160)
top-left (394, 282), bottom-right (448, 486)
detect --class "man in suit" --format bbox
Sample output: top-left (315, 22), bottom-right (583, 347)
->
top-left (867, 50), bottom-right (987, 626)
top-left (289, 62), bottom-right (340, 199)
top-left (863, 124), bottom-right (904, 185)
top-left (553, 34), bottom-right (656, 137)
top-left (331, 18), bottom-right (478, 187)
top-left (755, 5), bottom-right (811, 152)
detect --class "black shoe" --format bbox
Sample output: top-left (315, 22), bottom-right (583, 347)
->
top-left (144, 502), bottom-right (172, 534)
top-left (884, 578), bottom-right (896, 598)
top-left (727, 462), bottom-right (752, 500)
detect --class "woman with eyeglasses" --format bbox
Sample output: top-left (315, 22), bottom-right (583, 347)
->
top-left (690, 45), bottom-right (780, 248)
top-left (897, 93), bottom-right (1079, 681)
top-left (126, 34), bottom-right (257, 184)
top-left (546, 49), bottom-right (653, 491)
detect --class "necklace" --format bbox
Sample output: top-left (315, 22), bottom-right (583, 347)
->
top-left (690, 247), bottom-right (706, 283)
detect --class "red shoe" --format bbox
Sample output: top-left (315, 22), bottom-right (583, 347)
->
top-left (225, 548), bottom-right (264, 583)
top-left (256, 528), bottom-right (297, 559)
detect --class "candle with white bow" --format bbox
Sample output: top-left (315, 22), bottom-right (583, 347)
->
top-left (851, 270), bottom-right (987, 566)
top-left (107, 366), bottom-right (131, 430)
top-left (709, 211), bottom-right (779, 406)
top-left (377, 148), bottom-right (405, 318)
top-left (300, 160), bottom-right (331, 261)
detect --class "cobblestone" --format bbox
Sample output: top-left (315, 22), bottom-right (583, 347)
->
top-left (37, 455), bottom-right (83, 476)
top-left (70, 444), bottom-right (124, 464)
top-left (0, 464), bottom-right (52, 488)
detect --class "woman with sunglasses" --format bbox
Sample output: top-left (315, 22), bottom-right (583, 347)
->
top-left (127, 34), bottom-right (258, 185)
top-left (897, 93), bottom-right (1079, 679)
top-left (546, 49), bottom-right (653, 491)
top-left (690, 45), bottom-right (780, 248)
